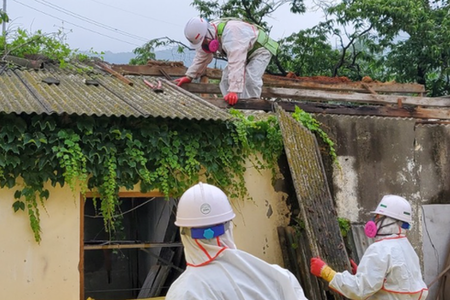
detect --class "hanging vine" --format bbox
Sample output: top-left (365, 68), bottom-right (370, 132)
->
top-left (0, 111), bottom-right (284, 242)
top-left (292, 106), bottom-right (338, 163)
top-left (0, 107), bottom-right (335, 243)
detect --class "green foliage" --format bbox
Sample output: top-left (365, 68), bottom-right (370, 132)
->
top-left (3, 29), bottom-right (70, 66)
top-left (338, 217), bottom-right (351, 238)
top-left (0, 113), bottom-right (285, 243)
top-left (274, 22), bottom-right (340, 76)
top-left (0, 9), bottom-right (9, 25)
top-left (292, 106), bottom-right (337, 163)
top-left (328, 0), bottom-right (450, 95)
top-left (192, 0), bottom-right (306, 30)
top-left (229, 109), bottom-right (284, 187)
top-left (129, 42), bottom-right (156, 65)
top-left (129, 37), bottom-right (190, 65)
top-left (1, 28), bottom-right (102, 70)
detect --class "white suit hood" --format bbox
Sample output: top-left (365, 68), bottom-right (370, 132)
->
top-left (165, 223), bottom-right (308, 300)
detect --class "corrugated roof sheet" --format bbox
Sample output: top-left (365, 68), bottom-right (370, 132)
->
top-left (0, 63), bottom-right (231, 121)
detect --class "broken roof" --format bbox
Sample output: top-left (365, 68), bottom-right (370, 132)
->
top-left (0, 58), bottom-right (232, 121)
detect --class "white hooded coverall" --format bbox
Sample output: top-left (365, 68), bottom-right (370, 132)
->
top-left (165, 223), bottom-right (308, 300)
top-left (329, 219), bottom-right (429, 299)
top-left (185, 19), bottom-right (272, 99)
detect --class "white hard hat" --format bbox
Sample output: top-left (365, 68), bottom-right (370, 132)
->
top-left (371, 195), bottom-right (412, 223)
top-left (175, 182), bottom-right (236, 227)
top-left (184, 17), bottom-right (209, 49)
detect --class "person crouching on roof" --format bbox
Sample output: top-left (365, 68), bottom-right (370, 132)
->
top-left (310, 195), bottom-right (429, 299)
top-left (165, 182), bottom-right (308, 300)
top-left (174, 17), bottom-right (278, 106)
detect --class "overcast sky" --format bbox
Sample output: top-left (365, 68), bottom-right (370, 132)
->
top-left (5, 0), bottom-right (324, 53)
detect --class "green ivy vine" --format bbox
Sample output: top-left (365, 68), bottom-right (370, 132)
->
top-left (292, 106), bottom-right (338, 163)
top-left (0, 111), bottom-right (284, 243)
top-left (0, 107), bottom-right (336, 243)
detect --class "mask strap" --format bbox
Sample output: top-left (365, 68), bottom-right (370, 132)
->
top-left (201, 23), bottom-right (219, 53)
top-left (375, 217), bottom-right (400, 236)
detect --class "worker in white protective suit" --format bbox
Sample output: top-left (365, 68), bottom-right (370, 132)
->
top-left (310, 195), bottom-right (429, 299)
top-left (174, 17), bottom-right (278, 106)
top-left (165, 182), bottom-right (308, 300)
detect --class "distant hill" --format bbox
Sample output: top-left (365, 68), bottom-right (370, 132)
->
top-left (101, 51), bottom-right (136, 64)
top-left (97, 48), bottom-right (226, 69)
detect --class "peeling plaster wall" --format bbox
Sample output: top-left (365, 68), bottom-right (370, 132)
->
top-left (233, 159), bottom-right (291, 266)
top-left (333, 156), bottom-right (361, 222)
top-left (316, 115), bottom-right (450, 268)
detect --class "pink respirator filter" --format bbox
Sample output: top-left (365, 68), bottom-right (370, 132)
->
top-left (208, 40), bottom-right (219, 52)
top-left (364, 220), bottom-right (378, 238)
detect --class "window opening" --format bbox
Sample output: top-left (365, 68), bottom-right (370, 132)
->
top-left (82, 196), bottom-right (184, 300)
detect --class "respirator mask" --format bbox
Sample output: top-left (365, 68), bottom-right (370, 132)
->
top-left (201, 26), bottom-right (219, 53)
top-left (364, 215), bottom-right (410, 238)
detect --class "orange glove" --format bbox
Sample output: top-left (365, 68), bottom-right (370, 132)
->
top-left (224, 92), bottom-right (238, 106)
top-left (174, 76), bottom-right (192, 86)
top-left (310, 257), bottom-right (336, 282)
top-left (350, 259), bottom-right (358, 275)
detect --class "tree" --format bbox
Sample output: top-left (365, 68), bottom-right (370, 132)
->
top-left (0, 9), bottom-right (8, 24)
top-left (274, 21), bottom-right (340, 76)
top-left (0, 26), bottom-right (95, 69)
top-left (329, 0), bottom-right (450, 95)
top-left (191, 0), bottom-right (306, 31)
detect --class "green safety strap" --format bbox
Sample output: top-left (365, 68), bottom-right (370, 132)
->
top-left (217, 21), bottom-right (227, 37)
top-left (216, 20), bottom-right (279, 56)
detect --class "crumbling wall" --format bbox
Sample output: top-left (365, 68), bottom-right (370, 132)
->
top-left (315, 114), bottom-right (450, 266)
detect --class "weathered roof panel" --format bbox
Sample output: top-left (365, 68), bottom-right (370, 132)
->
top-left (0, 64), bottom-right (231, 121)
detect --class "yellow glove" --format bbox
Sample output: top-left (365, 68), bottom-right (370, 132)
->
top-left (321, 265), bottom-right (336, 282)
top-left (311, 257), bottom-right (336, 282)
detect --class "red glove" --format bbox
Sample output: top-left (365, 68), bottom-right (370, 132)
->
top-left (224, 92), bottom-right (238, 106)
top-left (350, 259), bottom-right (358, 275)
top-left (174, 76), bottom-right (192, 86)
top-left (310, 257), bottom-right (327, 277)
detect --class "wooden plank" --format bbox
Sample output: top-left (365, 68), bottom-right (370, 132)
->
top-left (112, 64), bottom-right (425, 94)
top-left (110, 63), bottom-right (425, 94)
top-left (285, 226), bottom-right (327, 300)
top-left (84, 242), bottom-right (182, 250)
top-left (148, 265), bottom-right (171, 297)
top-left (97, 62), bottom-right (134, 86)
top-left (112, 65), bottom-right (188, 77)
top-left (178, 81), bottom-right (427, 98)
top-left (204, 98), bottom-right (450, 120)
top-left (263, 78), bottom-right (425, 94)
top-left (137, 265), bottom-right (160, 298)
top-left (80, 194), bottom-right (85, 300)
top-left (261, 87), bottom-right (450, 107)
top-left (85, 191), bottom-right (164, 198)
top-left (180, 83), bottom-right (445, 107)
top-left (277, 227), bottom-right (296, 277)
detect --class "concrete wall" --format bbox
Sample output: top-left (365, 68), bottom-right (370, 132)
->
top-left (0, 163), bottom-right (291, 300)
top-left (315, 114), bottom-right (450, 269)
top-left (422, 204), bottom-right (450, 299)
